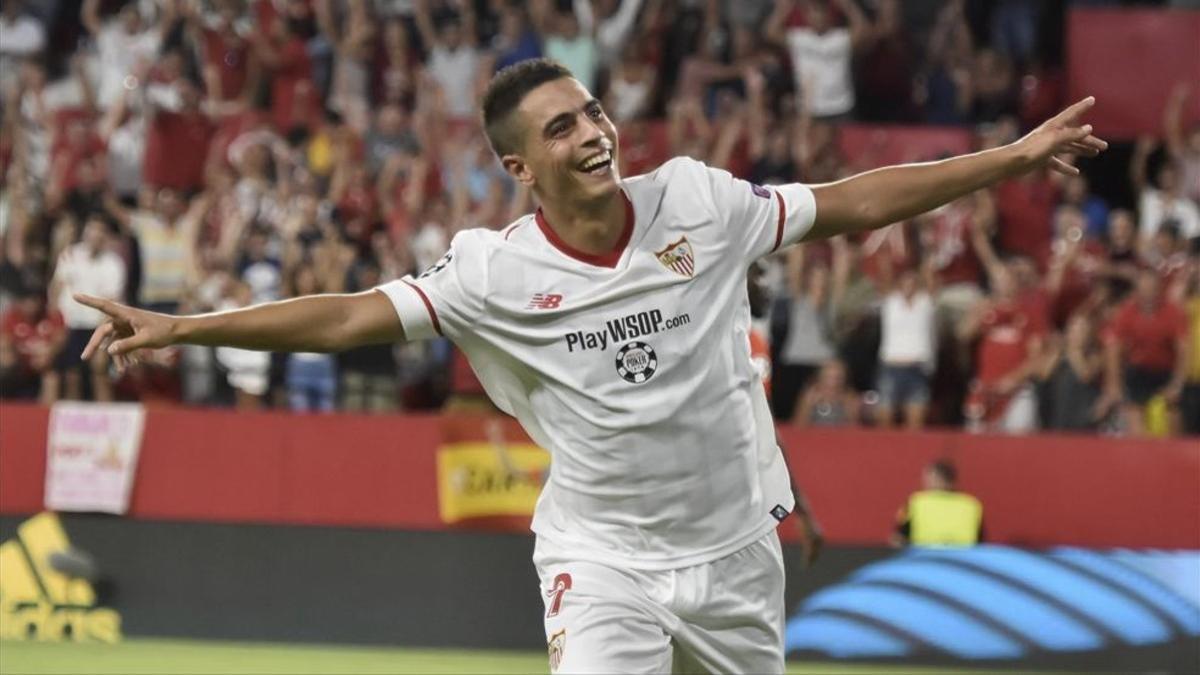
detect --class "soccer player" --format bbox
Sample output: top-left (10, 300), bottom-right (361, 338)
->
top-left (77, 59), bottom-right (1105, 672)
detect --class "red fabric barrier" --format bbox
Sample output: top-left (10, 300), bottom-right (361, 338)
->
top-left (1067, 9), bottom-right (1200, 139)
top-left (0, 404), bottom-right (442, 530)
top-left (2, 404), bottom-right (1197, 548)
top-left (0, 404), bottom-right (48, 513)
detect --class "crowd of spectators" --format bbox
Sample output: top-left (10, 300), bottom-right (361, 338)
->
top-left (0, 0), bottom-right (1197, 437)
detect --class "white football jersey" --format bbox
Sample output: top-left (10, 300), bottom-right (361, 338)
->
top-left (378, 157), bottom-right (817, 570)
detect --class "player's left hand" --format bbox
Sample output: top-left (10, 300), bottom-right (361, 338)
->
top-left (1013, 96), bottom-right (1108, 176)
top-left (795, 513), bottom-right (824, 568)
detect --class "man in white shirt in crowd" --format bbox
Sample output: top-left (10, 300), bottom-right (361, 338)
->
top-left (767, 0), bottom-right (869, 120)
top-left (76, 59), bottom-right (1105, 672)
top-left (81, 0), bottom-right (173, 108)
top-left (51, 215), bottom-right (126, 402)
top-left (588, 0), bottom-right (646, 68)
top-left (1132, 134), bottom-right (1200, 244)
top-left (414, 0), bottom-right (491, 122)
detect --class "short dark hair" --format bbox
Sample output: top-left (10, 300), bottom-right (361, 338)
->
top-left (930, 459), bottom-right (957, 485)
top-left (482, 58), bottom-right (573, 157)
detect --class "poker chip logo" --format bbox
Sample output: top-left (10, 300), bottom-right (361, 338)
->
top-left (615, 341), bottom-right (657, 383)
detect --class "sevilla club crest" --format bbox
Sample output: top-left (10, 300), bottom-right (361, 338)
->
top-left (548, 629), bottom-right (566, 671)
top-left (655, 236), bottom-right (695, 277)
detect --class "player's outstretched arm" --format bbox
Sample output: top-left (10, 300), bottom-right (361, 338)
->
top-left (804, 96), bottom-right (1108, 241)
top-left (75, 291), bottom-right (404, 369)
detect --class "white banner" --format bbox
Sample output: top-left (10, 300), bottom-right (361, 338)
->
top-left (44, 402), bottom-right (146, 514)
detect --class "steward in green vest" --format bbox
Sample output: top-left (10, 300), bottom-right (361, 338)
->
top-left (892, 459), bottom-right (983, 547)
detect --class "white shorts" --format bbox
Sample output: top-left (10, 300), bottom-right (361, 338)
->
top-left (534, 531), bottom-right (786, 674)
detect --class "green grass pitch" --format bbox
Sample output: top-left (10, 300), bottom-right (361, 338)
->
top-left (0, 638), bottom-right (1048, 674)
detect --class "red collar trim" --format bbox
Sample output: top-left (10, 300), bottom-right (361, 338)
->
top-left (535, 191), bottom-right (634, 269)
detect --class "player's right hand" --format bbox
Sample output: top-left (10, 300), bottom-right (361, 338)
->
top-left (75, 294), bottom-right (177, 371)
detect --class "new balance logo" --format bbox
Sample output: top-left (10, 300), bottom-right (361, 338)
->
top-left (527, 293), bottom-right (564, 310)
top-left (0, 512), bottom-right (121, 642)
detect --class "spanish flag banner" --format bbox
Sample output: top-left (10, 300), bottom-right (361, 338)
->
top-left (436, 413), bottom-right (550, 524)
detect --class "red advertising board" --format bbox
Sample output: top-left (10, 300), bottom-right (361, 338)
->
top-left (1067, 8), bottom-right (1200, 139)
top-left (1, 404), bottom-right (1196, 548)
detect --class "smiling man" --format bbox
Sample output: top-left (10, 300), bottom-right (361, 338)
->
top-left (76, 58), bottom-right (1106, 672)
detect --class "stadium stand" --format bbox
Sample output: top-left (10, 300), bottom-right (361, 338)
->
top-left (0, 2), bottom-right (1197, 431)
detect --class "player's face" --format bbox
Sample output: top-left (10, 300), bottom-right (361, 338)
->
top-left (511, 78), bottom-right (621, 203)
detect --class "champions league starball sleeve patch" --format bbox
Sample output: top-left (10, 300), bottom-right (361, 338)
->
top-left (417, 251), bottom-right (453, 279)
